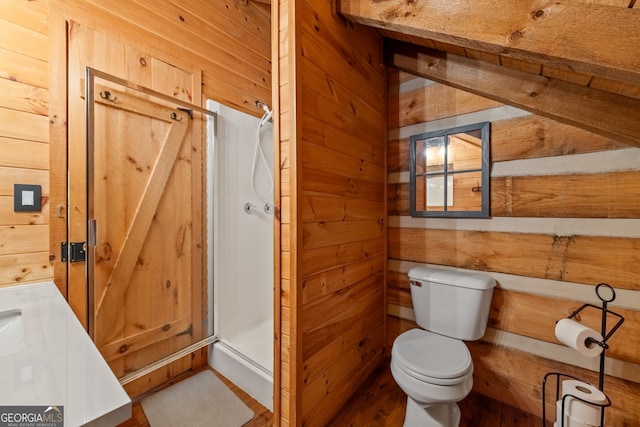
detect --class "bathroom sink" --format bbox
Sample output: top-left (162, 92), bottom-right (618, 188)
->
top-left (0, 308), bottom-right (26, 357)
top-left (0, 282), bottom-right (131, 425)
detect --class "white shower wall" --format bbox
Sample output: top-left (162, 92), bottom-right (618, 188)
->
top-left (206, 100), bottom-right (274, 373)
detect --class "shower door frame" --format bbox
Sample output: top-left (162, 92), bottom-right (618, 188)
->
top-left (85, 67), bottom-right (218, 385)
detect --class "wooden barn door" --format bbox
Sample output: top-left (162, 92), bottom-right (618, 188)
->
top-left (67, 23), bottom-right (209, 379)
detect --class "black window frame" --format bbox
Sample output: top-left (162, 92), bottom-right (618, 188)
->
top-left (409, 121), bottom-right (490, 218)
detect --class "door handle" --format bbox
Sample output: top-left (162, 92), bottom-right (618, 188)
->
top-left (88, 219), bottom-right (98, 247)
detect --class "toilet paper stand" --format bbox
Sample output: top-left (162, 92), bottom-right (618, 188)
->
top-left (541, 283), bottom-right (625, 427)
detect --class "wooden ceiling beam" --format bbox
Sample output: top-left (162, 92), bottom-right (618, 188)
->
top-left (385, 39), bottom-right (640, 147)
top-left (339, 0), bottom-right (640, 86)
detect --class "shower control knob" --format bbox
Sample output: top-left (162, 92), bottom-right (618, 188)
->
top-left (264, 203), bottom-right (274, 215)
top-left (244, 202), bottom-right (257, 214)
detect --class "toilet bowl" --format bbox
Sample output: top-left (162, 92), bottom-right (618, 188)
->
top-left (390, 266), bottom-right (496, 427)
top-left (391, 328), bottom-right (474, 427)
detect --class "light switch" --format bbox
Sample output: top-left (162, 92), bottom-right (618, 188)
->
top-left (22, 190), bottom-right (34, 206)
top-left (14, 184), bottom-right (42, 212)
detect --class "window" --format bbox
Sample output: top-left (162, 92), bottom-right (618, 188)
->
top-left (409, 122), bottom-right (490, 218)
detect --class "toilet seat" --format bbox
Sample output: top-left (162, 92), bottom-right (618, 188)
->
top-left (392, 329), bottom-right (472, 386)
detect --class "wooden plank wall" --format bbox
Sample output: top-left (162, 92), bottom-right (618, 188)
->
top-left (0, 0), bottom-right (271, 291)
top-left (48, 0), bottom-right (272, 294)
top-left (274, 0), bottom-right (292, 424)
top-left (52, 0), bottom-right (271, 115)
top-left (274, 0), bottom-right (387, 425)
top-left (0, 0), bottom-right (271, 400)
top-left (387, 70), bottom-right (640, 425)
top-left (0, 0), bottom-right (52, 287)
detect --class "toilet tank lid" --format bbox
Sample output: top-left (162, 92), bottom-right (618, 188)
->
top-left (408, 267), bottom-right (496, 290)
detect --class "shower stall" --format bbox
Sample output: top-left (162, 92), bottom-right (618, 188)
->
top-left (84, 69), bottom-right (218, 386)
top-left (81, 67), bottom-right (272, 407)
top-left (206, 100), bottom-right (274, 410)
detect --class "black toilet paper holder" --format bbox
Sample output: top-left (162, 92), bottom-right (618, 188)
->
top-left (541, 283), bottom-right (625, 427)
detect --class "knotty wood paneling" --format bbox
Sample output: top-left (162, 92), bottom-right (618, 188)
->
top-left (303, 169), bottom-right (385, 202)
top-left (0, 110), bottom-right (48, 143)
top-left (0, 78), bottom-right (48, 115)
top-left (0, 0), bottom-right (50, 288)
top-left (542, 64), bottom-right (592, 86)
top-left (388, 316), bottom-right (640, 425)
top-left (0, 138), bottom-right (48, 170)
top-left (390, 170), bottom-right (640, 218)
top-left (0, 169), bottom-right (48, 196)
top-left (0, 253), bottom-right (52, 285)
top-left (389, 228), bottom-right (640, 290)
top-left (590, 75), bottom-right (640, 100)
top-left (0, 18), bottom-right (48, 61)
top-left (49, 0), bottom-right (272, 299)
top-left (0, 225), bottom-right (49, 256)
top-left (301, 141), bottom-right (385, 184)
top-left (489, 289), bottom-right (640, 365)
top-left (303, 311), bottom-right (385, 398)
top-left (491, 115), bottom-right (628, 162)
top-left (302, 253), bottom-right (386, 305)
top-left (388, 81), bottom-right (502, 128)
top-left (301, 196), bottom-right (385, 223)
top-left (389, 114), bottom-right (627, 174)
top-left (351, 0), bottom-right (640, 108)
top-left (387, 72), bottom-right (640, 421)
top-left (0, 0), bottom-right (273, 412)
top-left (0, 47), bottom-right (49, 89)
top-left (341, 0), bottom-right (640, 87)
top-left (301, 236), bottom-right (385, 278)
top-left (302, 115), bottom-right (386, 167)
top-left (492, 171), bottom-right (640, 218)
top-left (0, 0), bottom-right (48, 35)
top-left (275, 0), bottom-right (386, 425)
top-left (469, 341), bottom-right (640, 426)
top-left (303, 321), bottom-right (385, 426)
top-left (392, 272), bottom-right (640, 366)
top-left (0, 198), bottom-right (48, 226)
top-left (0, 0), bottom-right (272, 292)
top-left (52, 0), bottom-right (271, 113)
top-left (387, 39), bottom-right (640, 148)
top-left (274, 0), bottom-right (294, 424)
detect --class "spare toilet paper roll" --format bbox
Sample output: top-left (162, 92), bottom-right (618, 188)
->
top-left (556, 400), bottom-right (600, 427)
top-left (558, 380), bottom-right (607, 426)
top-left (555, 318), bottom-right (604, 357)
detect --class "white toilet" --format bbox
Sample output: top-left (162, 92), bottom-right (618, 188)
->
top-left (391, 266), bottom-right (496, 427)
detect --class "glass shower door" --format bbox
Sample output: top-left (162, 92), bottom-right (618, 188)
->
top-left (85, 68), bottom-right (216, 382)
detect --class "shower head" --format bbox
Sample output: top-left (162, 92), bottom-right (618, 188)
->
top-left (255, 100), bottom-right (273, 125)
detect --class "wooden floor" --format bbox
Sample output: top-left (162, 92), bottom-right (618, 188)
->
top-left (118, 362), bottom-right (544, 426)
top-left (329, 362), bottom-right (545, 426)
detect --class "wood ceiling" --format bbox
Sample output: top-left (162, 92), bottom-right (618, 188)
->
top-left (338, 0), bottom-right (640, 146)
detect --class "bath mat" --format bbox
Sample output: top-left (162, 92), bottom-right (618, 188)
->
top-left (140, 370), bottom-right (254, 427)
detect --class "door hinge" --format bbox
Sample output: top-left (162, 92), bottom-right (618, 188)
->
top-left (177, 107), bottom-right (193, 119)
top-left (61, 242), bottom-right (87, 263)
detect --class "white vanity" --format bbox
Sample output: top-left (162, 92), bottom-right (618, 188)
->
top-left (0, 281), bottom-right (131, 426)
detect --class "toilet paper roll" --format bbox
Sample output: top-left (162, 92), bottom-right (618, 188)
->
top-left (556, 400), bottom-right (600, 427)
top-left (555, 319), bottom-right (604, 357)
top-left (558, 380), bottom-right (607, 425)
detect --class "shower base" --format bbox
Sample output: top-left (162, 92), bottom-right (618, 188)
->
top-left (208, 320), bottom-right (273, 411)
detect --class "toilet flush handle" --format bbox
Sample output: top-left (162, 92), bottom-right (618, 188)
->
top-left (410, 280), bottom-right (422, 287)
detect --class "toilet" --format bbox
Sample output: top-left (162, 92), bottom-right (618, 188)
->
top-left (391, 266), bottom-right (496, 427)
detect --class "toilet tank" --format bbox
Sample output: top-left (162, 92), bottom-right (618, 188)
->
top-left (408, 266), bottom-right (496, 341)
